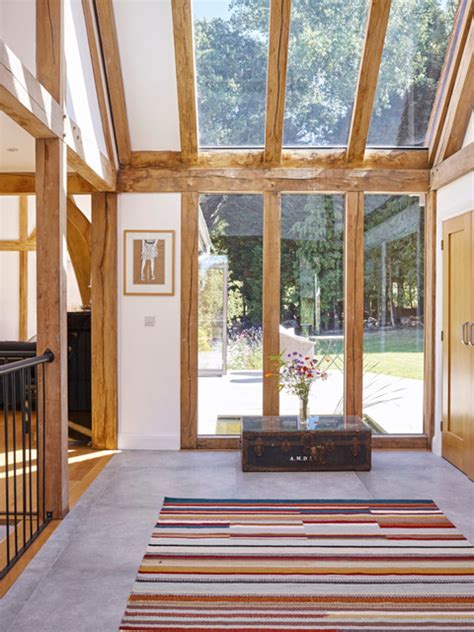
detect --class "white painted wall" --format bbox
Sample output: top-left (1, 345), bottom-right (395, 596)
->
top-left (433, 112), bottom-right (474, 454)
top-left (114, 0), bottom-right (181, 150)
top-left (118, 193), bottom-right (181, 450)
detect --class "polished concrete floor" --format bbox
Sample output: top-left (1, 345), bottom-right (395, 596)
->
top-left (0, 449), bottom-right (473, 632)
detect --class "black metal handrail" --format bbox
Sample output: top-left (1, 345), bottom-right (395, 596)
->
top-left (0, 350), bottom-right (54, 579)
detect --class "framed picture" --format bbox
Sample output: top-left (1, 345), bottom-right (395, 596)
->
top-left (123, 230), bottom-right (175, 296)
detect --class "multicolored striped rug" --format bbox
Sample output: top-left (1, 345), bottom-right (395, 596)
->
top-left (119, 498), bottom-right (474, 631)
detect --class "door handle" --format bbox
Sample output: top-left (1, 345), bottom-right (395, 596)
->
top-left (469, 323), bottom-right (474, 347)
top-left (461, 322), bottom-right (469, 345)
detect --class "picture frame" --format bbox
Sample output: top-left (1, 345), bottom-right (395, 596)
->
top-left (123, 230), bottom-right (175, 296)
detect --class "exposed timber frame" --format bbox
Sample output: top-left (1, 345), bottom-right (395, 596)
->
top-left (93, 0), bottom-right (131, 166)
top-left (82, 0), bottom-right (117, 166)
top-left (91, 193), bottom-right (118, 450)
top-left (0, 39), bottom-right (115, 190)
top-left (36, 0), bottom-right (69, 519)
top-left (264, 0), bottom-right (292, 165)
top-left (66, 197), bottom-right (92, 306)
top-left (433, 19), bottom-right (474, 165)
top-left (346, 0), bottom-right (392, 163)
top-left (425, 0), bottom-right (474, 165)
top-left (430, 141), bottom-right (474, 190)
top-left (344, 192), bottom-right (364, 417)
top-left (172, 0), bottom-right (199, 164)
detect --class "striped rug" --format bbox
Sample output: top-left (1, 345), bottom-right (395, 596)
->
top-left (119, 498), bottom-right (474, 631)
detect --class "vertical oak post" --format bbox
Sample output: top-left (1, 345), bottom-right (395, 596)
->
top-left (19, 196), bottom-right (28, 341)
top-left (36, 0), bottom-right (68, 519)
top-left (424, 192), bottom-right (437, 444)
top-left (263, 191), bottom-right (281, 415)
top-left (344, 192), bottom-right (364, 417)
top-left (91, 193), bottom-right (118, 449)
top-left (181, 192), bottom-right (199, 448)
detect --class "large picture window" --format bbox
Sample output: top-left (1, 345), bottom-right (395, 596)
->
top-left (198, 195), bottom-right (263, 436)
top-left (363, 195), bottom-right (425, 434)
top-left (280, 195), bottom-right (345, 414)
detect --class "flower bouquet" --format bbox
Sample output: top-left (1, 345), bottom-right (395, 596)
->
top-left (270, 352), bottom-right (328, 426)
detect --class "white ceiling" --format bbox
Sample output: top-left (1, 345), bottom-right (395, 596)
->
top-left (114, 0), bottom-right (181, 151)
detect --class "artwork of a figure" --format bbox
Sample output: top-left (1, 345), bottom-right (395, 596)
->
top-left (141, 239), bottom-right (159, 281)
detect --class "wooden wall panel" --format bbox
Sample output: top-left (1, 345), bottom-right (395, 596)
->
top-left (344, 192), bottom-right (364, 417)
top-left (181, 192), bottom-right (199, 448)
top-left (91, 193), bottom-right (118, 449)
top-left (263, 192), bottom-right (281, 415)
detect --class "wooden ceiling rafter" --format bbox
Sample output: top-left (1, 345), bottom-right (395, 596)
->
top-left (0, 39), bottom-right (115, 190)
top-left (433, 19), bottom-right (474, 165)
top-left (172, 0), bottom-right (199, 165)
top-left (346, 0), bottom-right (392, 164)
top-left (425, 0), bottom-right (474, 165)
top-left (264, 0), bottom-right (292, 165)
top-left (93, 0), bottom-right (131, 166)
top-left (82, 0), bottom-right (117, 167)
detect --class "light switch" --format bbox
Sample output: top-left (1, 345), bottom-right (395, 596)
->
top-left (144, 316), bottom-right (156, 327)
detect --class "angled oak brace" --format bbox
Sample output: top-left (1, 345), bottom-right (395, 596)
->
top-left (94, 0), bottom-right (131, 166)
top-left (346, 0), bottom-right (391, 164)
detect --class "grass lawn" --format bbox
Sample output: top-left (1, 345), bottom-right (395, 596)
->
top-left (315, 328), bottom-right (424, 381)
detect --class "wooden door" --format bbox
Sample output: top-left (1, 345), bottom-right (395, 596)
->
top-left (442, 211), bottom-right (474, 480)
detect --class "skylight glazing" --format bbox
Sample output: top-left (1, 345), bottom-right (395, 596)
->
top-left (283, 0), bottom-right (369, 147)
top-left (193, 0), bottom-right (270, 147)
top-left (367, 0), bottom-right (457, 147)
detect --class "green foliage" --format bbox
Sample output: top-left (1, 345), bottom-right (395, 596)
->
top-left (194, 0), bottom-right (456, 146)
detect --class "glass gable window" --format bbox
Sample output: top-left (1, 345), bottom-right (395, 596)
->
top-left (193, 0), bottom-right (270, 147)
top-left (367, 0), bottom-right (457, 147)
top-left (283, 0), bottom-right (368, 147)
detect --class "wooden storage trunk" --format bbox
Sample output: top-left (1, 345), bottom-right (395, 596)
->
top-left (241, 415), bottom-right (371, 472)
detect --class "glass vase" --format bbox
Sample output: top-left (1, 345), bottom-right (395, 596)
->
top-left (298, 396), bottom-right (309, 428)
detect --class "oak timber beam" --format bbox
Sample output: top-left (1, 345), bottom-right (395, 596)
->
top-left (82, 0), bottom-right (117, 166)
top-left (0, 39), bottom-right (115, 190)
top-left (93, 0), bottom-right (131, 166)
top-left (346, 0), bottom-right (391, 163)
top-left (344, 191), bottom-right (364, 417)
top-left (0, 173), bottom-right (97, 194)
top-left (19, 196), bottom-right (28, 341)
top-left (36, 0), bottom-right (69, 520)
top-left (66, 197), bottom-right (92, 306)
top-left (264, 0), bottom-right (292, 164)
top-left (91, 193), bottom-right (118, 450)
top-left (262, 192), bottom-right (281, 415)
top-left (430, 141), bottom-right (474, 189)
top-left (129, 148), bottom-right (429, 170)
top-left (172, 0), bottom-right (199, 164)
top-left (119, 166), bottom-right (429, 193)
top-left (433, 20), bottom-right (474, 165)
top-left (181, 192), bottom-right (199, 449)
top-left (426, 0), bottom-right (474, 164)
top-left (0, 241), bottom-right (36, 251)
